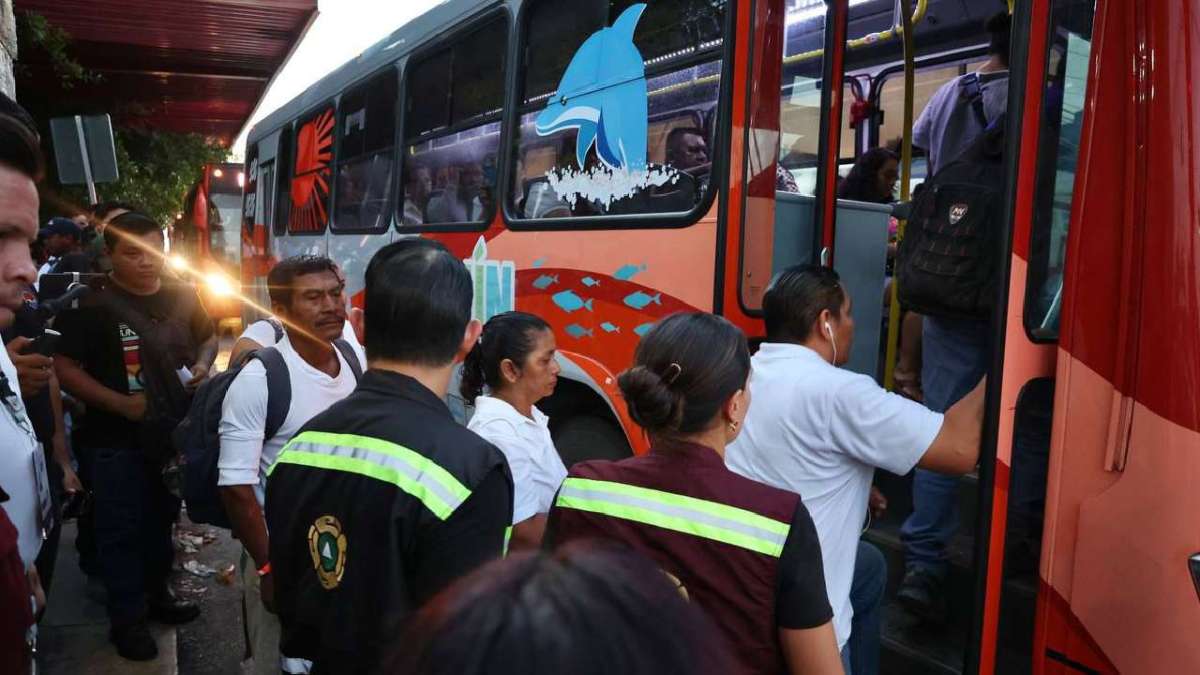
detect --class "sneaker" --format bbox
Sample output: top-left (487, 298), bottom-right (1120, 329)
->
top-left (897, 568), bottom-right (947, 623)
top-left (148, 587), bottom-right (200, 625)
top-left (110, 620), bottom-right (158, 661)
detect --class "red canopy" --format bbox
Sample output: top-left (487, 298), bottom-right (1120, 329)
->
top-left (14, 0), bottom-right (317, 145)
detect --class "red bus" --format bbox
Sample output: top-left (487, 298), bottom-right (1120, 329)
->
top-left (240, 1), bottom-right (1200, 672)
top-left (173, 161), bottom-right (245, 327)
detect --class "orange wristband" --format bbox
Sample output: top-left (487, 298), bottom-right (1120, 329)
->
top-left (256, 561), bottom-right (271, 577)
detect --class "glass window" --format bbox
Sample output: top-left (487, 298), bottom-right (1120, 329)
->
top-left (1025, 0), bottom-right (1095, 340)
top-left (288, 106), bottom-right (335, 234)
top-left (208, 192), bottom-right (242, 266)
top-left (334, 71), bottom-right (398, 232)
top-left (510, 0), bottom-right (727, 221)
top-left (260, 161), bottom-right (276, 234)
top-left (273, 128), bottom-right (292, 236)
top-left (400, 17), bottom-right (507, 228)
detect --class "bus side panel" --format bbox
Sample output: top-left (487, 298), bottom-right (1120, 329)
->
top-left (1038, 0), bottom-right (1200, 671)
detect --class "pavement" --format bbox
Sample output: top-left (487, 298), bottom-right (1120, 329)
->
top-left (36, 515), bottom-right (249, 674)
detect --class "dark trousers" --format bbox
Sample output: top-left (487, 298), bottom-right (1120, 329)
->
top-left (73, 441), bottom-right (98, 576)
top-left (91, 446), bottom-right (179, 624)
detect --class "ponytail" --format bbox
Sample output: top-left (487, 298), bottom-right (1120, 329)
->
top-left (459, 312), bottom-right (552, 401)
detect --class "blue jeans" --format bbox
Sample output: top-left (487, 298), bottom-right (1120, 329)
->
top-left (92, 446), bottom-right (180, 624)
top-left (848, 540), bottom-right (886, 675)
top-left (901, 317), bottom-right (990, 577)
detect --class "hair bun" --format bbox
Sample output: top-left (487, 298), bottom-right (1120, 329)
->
top-left (618, 365), bottom-right (683, 433)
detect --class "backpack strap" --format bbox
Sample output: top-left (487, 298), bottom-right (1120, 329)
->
top-left (332, 339), bottom-right (363, 382)
top-left (252, 347), bottom-right (292, 442)
top-left (958, 72), bottom-right (989, 129)
top-left (267, 318), bottom-right (284, 343)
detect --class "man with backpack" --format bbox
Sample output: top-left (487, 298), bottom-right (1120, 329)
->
top-left (896, 11), bottom-right (1012, 622)
top-left (53, 210), bottom-right (217, 660)
top-left (214, 256), bottom-right (362, 675)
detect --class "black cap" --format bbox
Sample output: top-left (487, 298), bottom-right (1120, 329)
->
top-left (39, 217), bottom-right (83, 240)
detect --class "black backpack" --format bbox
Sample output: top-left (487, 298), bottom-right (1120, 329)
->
top-left (897, 116), bottom-right (1006, 320)
top-left (173, 338), bottom-right (362, 528)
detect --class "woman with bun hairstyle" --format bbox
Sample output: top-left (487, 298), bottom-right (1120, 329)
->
top-left (463, 311), bottom-right (566, 550)
top-left (546, 313), bottom-right (843, 675)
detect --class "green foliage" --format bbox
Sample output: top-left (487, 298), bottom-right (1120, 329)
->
top-left (101, 128), bottom-right (229, 226)
top-left (15, 11), bottom-right (100, 89)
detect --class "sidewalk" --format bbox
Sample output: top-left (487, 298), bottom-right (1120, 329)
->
top-left (37, 522), bottom-right (178, 675)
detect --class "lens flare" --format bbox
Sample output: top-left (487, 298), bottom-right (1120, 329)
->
top-left (206, 273), bottom-right (235, 297)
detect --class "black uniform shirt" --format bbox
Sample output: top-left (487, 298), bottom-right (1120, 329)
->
top-left (265, 369), bottom-right (513, 674)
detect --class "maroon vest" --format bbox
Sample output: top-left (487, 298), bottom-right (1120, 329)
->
top-left (551, 441), bottom-right (799, 675)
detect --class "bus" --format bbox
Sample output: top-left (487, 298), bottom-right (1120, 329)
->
top-left (239, 1), bottom-right (1200, 672)
top-left (173, 161), bottom-right (245, 329)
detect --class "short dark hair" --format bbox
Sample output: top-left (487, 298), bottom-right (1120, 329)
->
top-left (763, 264), bottom-right (847, 343)
top-left (665, 126), bottom-right (705, 160)
top-left (363, 238), bottom-right (472, 366)
top-left (388, 542), bottom-right (733, 675)
top-left (0, 112), bottom-right (43, 181)
top-left (460, 311), bottom-right (552, 400)
top-left (267, 255), bottom-right (340, 308)
top-left (987, 11), bottom-right (1012, 67)
top-left (618, 312), bottom-right (750, 436)
top-left (103, 210), bottom-right (162, 252)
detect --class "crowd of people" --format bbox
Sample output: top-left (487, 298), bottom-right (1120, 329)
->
top-left (0, 10), bottom-right (1011, 675)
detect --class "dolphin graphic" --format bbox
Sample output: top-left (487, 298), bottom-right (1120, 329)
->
top-left (535, 4), bottom-right (648, 172)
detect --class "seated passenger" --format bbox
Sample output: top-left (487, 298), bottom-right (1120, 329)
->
top-left (426, 162), bottom-right (485, 223)
top-left (402, 164), bottom-right (433, 228)
top-left (837, 148), bottom-right (899, 203)
top-left (547, 312), bottom-right (843, 675)
top-left (388, 543), bottom-right (735, 675)
top-left (462, 312), bottom-right (566, 550)
top-left (726, 264), bottom-right (985, 673)
top-left (665, 126), bottom-right (710, 176)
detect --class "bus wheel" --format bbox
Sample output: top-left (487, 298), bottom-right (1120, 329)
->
top-left (553, 415), bottom-right (631, 468)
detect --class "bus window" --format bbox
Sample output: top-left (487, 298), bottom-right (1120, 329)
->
top-left (209, 191), bottom-right (242, 266)
top-left (260, 161), bottom-right (276, 237)
top-left (509, 0), bottom-right (726, 222)
top-left (288, 105), bottom-right (336, 234)
top-left (273, 126), bottom-right (292, 236)
top-left (1024, 0), bottom-right (1095, 341)
top-left (334, 70), bottom-right (398, 233)
top-left (399, 16), bottom-right (506, 229)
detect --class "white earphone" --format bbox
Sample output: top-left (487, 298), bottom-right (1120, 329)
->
top-left (824, 320), bottom-right (838, 365)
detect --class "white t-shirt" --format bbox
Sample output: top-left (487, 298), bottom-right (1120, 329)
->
top-left (726, 343), bottom-right (943, 648)
top-left (0, 347), bottom-right (47, 567)
top-left (239, 318), bottom-right (366, 368)
top-left (467, 396), bottom-right (567, 525)
top-left (218, 334), bottom-right (358, 505)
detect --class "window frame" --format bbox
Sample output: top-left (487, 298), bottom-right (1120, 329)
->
top-left (865, 46), bottom-right (990, 149)
top-left (331, 65), bottom-right (401, 235)
top-left (392, 8), bottom-right (512, 234)
top-left (285, 100), bottom-right (339, 237)
top-left (500, 0), bottom-right (737, 232)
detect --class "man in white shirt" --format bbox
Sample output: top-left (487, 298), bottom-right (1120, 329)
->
top-left (0, 107), bottom-right (49, 670)
top-left (218, 255), bottom-right (363, 675)
top-left (726, 264), bottom-right (985, 673)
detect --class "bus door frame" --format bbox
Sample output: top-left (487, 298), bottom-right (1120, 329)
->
top-left (812, 0), bottom-right (849, 266)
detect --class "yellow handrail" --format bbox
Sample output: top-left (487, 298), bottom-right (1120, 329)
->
top-left (783, 0), bottom-right (929, 65)
top-left (882, 0), bottom-right (916, 392)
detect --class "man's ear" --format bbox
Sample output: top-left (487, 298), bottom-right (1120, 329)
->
top-left (455, 319), bottom-right (483, 364)
top-left (348, 307), bottom-right (365, 344)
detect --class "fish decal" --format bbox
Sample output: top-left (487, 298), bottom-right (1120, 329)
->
top-left (633, 322), bottom-right (655, 337)
top-left (534, 4), bottom-right (648, 171)
top-left (613, 263), bottom-right (647, 281)
top-left (581, 276), bottom-right (601, 287)
top-left (553, 290), bottom-right (594, 313)
top-left (565, 324), bottom-right (594, 339)
top-left (533, 274), bottom-right (559, 290)
top-left (623, 291), bottom-right (662, 310)
top-left (532, 258), bottom-right (547, 268)
top-left (600, 322), bottom-right (620, 333)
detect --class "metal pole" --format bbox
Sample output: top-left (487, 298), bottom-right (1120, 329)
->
top-left (73, 115), bottom-right (98, 204)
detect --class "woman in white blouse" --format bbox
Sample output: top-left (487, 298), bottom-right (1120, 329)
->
top-left (462, 312), bottom-right (565, 550)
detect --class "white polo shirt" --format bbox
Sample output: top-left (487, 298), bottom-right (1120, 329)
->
top-left (0, 347), bottom-right (47, 567)
top-left (726, 343), bottom-right (943, 649)
top-left (218, 334), bottom-right (358, 506)
top-left (468, 396), bottom-right (567, 525)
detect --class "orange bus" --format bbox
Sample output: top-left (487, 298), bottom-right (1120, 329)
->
top-left (240, 1), bottom-right (1200, 672)
top-left (173, 161), bottom-right (244, 326)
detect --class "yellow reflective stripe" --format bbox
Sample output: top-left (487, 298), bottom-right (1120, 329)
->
top-left (503, 526), bottom-right (513, 557)
top-left (555, 478), bottom-right (790, 557)
top-left (269, 431), bottom-right (472, 521)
